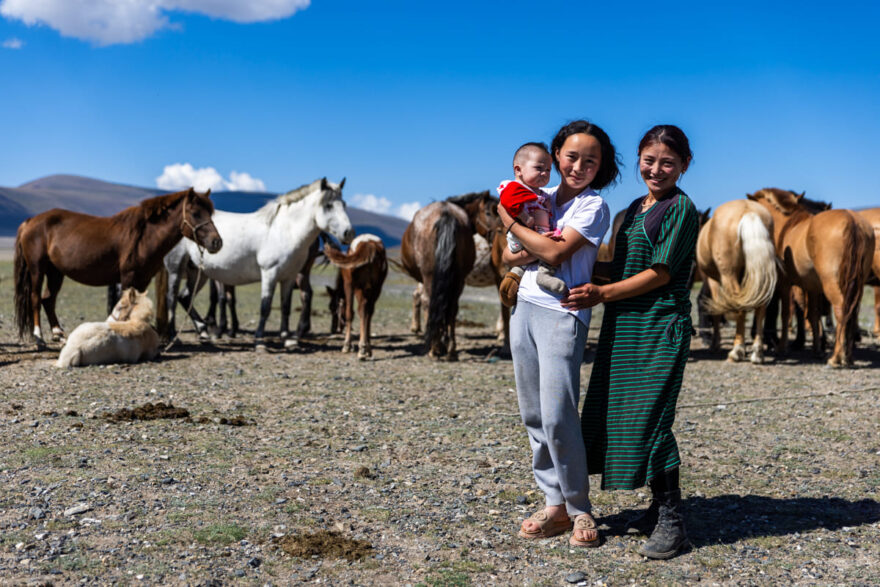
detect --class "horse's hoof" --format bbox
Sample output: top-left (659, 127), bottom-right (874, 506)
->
top-left (341, 344), bottom-right (352, 353)
top-left (255, 343), bottom-right (268, 353)
top-left (198, 331), bottom-right (211, 342)
top-left (727, 346), bottom-right (746, 362)
top-left (283, 338), bottom-right (299, 350)
top-left (750, 352), bottom-right (764, 365)
top-left (357, 354), bottom-right (368, 361)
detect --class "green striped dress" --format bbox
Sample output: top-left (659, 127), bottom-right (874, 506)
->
top-left (581, 189), bottom-right (700, 490)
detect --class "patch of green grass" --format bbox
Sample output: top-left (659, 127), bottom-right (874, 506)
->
top-left (359, 506), bottom-right (391, 521)
top-left (22, 446), bottom-right (68, 464)
top-left (417, 570), bottom-right (471, 587)
top-left (192, 523), bottom-right (247, 545)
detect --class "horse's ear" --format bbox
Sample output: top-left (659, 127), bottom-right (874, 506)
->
top-left (745, 192), bottom-right (756, 201)
top-left (795, 191), bottom-right (804, 202)
top-left (339, 177), bottom-right (346, 190)
top-left (187, 187), bottom-right (195, 196)
top-left (325, 285), bottom-right (335, 296)
top-left (321, 177), bottom-right (328, 191)
top-left (205, 188), bottom-right (212, 198)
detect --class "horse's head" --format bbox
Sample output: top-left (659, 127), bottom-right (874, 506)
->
top-left (183, 188), bottom-right (223, 253)
top-left (315, 178), bottom-right (355, 245)
top-left (746, 188), bottom-right (804, 216)
top-left (108, 288), bottom-right (153, 323)
top-left (447, 191), bottom-right (501, 239)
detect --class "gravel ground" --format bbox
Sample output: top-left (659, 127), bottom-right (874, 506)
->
top-left (0, 261), bottom-right (878, 586)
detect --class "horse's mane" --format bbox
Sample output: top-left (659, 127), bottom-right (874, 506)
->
top-left (254, 179), bottom-right (323, 225)
top-left (777, 210), bottom-right (813, 248)
top-left (446, 191), bottom-right (494, 207)
top-left (111, 190), bottom-right (186, 228)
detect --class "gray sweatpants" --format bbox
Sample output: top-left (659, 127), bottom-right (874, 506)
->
top-left (510, 300), bottom-right (591, 515)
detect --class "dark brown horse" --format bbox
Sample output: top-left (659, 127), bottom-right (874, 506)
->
top-left (446, 191), bottom-right (511, 351)
top-left (325, 234), bottom-right (388, 359)
top-left (15, 188), bottom-right (221, 347)
top-left (401, 201), bottom-right (475, 360)
top-left (856, 207), bottom-right (880, 337)
top-left (748, 188), bottom-right (874, 367)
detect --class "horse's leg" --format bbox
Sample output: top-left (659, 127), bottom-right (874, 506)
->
top-left (295, 273), bottom-right (313, 340)
top-left (205, 279), bottom-right (219, 337)
top-left (359, 291), bottom-right (376, 360)
top-left (705, 277), bottom-right (723, 352)
top-left (106, 283), bottom-right (121, 318)
top-left (791, 286), bottom-right (806, 351)
top-left (410, 283), bottom-right (422, 334)
top-left (178, 269), bottom-right (211, 341)
top-left (255, 270), bottom-right (280, 351)
top-left (825, 291), bottom-right (847, 367)
top-left (342, 279), bottom-right (355, 354)
top-left (279, 279), bottom-right (298, 349)
top-left (778, 281), bottom-right (792, 355)
top-left (227, 286), bottom-right (239, 338)
top-left (727, 311), bottom-right (747, 362)
top-left (42, 267), bottom-right (65, 341)
top-left (445, 305), bottom-right (459, 362)
top-left (874, 286), bottom-right (880, 339)
top-left (499, 302), bottom-right (511, 354)
top-left (750, 305), bottom-right (767, 364)
top-left (806, 291), bottom-right (825, 360)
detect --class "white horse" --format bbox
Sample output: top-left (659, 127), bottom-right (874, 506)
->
top-left (160, 178), bottom-right (354, 350)
top-left (56, 288), bottom-right (160, 368)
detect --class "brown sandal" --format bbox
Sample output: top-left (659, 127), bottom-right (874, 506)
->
top-left (518, 510), bottom-right (573, 539)
top-left (569, 513), bottom-right (600, 547)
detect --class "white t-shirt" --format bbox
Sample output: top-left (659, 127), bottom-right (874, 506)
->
top-left (517, 185), bottom-right (610, 326)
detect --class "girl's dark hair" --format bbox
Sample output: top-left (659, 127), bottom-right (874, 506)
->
top-left (638, 125), bottom-right (693, 164)
top-left (550, 120), bottom-right (621, 191)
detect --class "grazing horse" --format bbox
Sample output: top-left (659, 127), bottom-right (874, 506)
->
top-left (14, 188), bottom-right (221, 347)
top-left (856, 207), bottom-right (880, 337)
top-left (324, 234), bottom-right (388, 359)
top-left (401, 201), bottom-right (476, 360)
top-left (56, 288), bottom-right (160, 368)
top-left (748, 188), bottom-right (874, 367)
top-left (159, 178), bottom-right (354, 350)
top-left (696, 199), bottom-right (778, 363)
top-left (446, 191), bottom-right (511, 351)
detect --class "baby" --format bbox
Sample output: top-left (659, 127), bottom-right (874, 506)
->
top-left (498, 142), bottom-right (566, 295)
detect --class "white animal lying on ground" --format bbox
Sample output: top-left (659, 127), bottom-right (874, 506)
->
top-left (55, 288), bottom-right (160, 368)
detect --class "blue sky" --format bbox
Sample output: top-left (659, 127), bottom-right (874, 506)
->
top-left (1, 0), bottom-right (878, 219)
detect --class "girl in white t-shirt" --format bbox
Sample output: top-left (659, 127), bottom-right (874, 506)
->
top-left (497, 120), bottom-right (617, 548)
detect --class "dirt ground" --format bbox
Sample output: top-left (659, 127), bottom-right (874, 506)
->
top-left (0, 260), bottom-right (878, 586)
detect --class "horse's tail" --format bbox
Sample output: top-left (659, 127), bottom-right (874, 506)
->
top-left (838, 213), bottom-right (871, 347)
top-left (704, 211), bottom-right (777, 314)
top-left (324, 241), bottom-right (380, 270)
top-left (154, 265), bottom-right (170, 338)
top-left (425, 210), bottom-right (463, 352)
top-left (13, 225), bottom-right (34, 340)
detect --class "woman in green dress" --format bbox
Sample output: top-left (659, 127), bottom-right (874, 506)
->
top-left (562, 125), bottom-right (700, 559)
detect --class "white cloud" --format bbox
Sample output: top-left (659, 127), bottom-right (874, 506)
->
top-left (156, 163), bottom-right (266, 192)
top-left (396, 202), bottom-right (422, 221)
top-left (0, 0), bottom-right (310, 46)
top-left (2, 37), bottom-right (23, 49)
top-left (350, 193), bottom-right (392, 215)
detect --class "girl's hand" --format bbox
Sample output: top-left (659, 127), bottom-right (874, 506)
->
top-left (561, 283), bottom-right (604, 310)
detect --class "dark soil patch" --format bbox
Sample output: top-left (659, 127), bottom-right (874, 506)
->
top-left (278, 531), bottom-right (373, 561)
top-left (191, 415), bottom-right (251, 426)
top-left (354, 466), bottom-right (375, 479)
top-left (101, 402), bottom-right (190, 422)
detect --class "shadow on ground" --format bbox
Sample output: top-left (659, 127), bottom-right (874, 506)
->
top-left (604, 494), bottom-right (880, 547)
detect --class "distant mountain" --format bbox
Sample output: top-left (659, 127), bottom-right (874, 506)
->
top-left (0, 174), bottom-right (409, 246)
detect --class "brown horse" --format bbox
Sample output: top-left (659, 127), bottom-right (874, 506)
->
top-left (15, 188), bottom-right (221, 347)
top-left (325, 234), bottom-right (388, 359)
top-left (747, 188), bottom-right (874, 367)
top-left (856, 207), bottom-right (880, 337)
top-left (696, 199), bottom-right (778, 363)
top-left (401, 201), bottom-right (475, 360)
top-left (446, 191), bottom-right (511, 352)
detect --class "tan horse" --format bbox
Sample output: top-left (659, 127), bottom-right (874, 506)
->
top-left (856, 207), bottom-right (880, 337)
top-left (747, 188), bottom-right (874, 367)
top-left (401, 201), bottom-right (475, 360)
top-left (696, 200), bottom-right (777, 363)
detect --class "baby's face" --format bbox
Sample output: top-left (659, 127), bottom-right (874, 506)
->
top-left (517, 151), bottom-right (552, 189)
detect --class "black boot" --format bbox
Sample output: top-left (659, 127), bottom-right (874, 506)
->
top-left (636, 489), bottom-right (689, 559)
top-left (625, 469), bottom-right (673, 535)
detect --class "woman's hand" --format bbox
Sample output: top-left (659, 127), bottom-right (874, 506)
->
top-left (561, 283), bottom-right (605, 310)
top-left (497, 203), bottom-right (515, 230)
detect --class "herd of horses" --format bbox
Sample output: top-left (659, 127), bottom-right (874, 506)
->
top-left (9, 180), bottom-right (880, 368)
